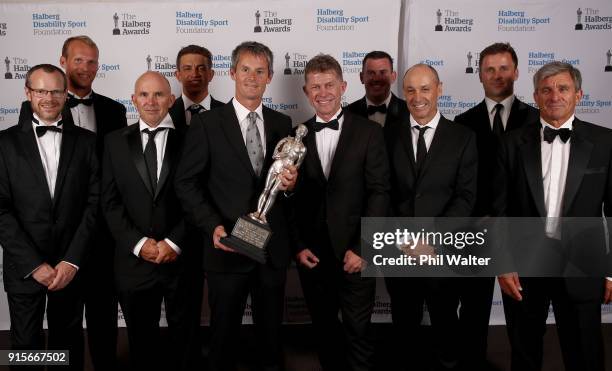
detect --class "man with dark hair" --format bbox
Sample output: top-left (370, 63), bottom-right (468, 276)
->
top-left (494, 61), bottom-right (612, 371)
top-left (347, 50), bottom-right (407, 130)
top-left (293, 54), bottom-right (389, 371)
top-left (169, 44), bottom-right (224, 130)
top-left (453, 42), bottom-right (538, 370)
top-left (0, 64), bottom-right (99, 371)
top-left (175, 41), bottom-right (296, 371)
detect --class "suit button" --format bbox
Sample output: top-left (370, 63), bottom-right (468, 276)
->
top-left (415, 193), bottom-right (422, 199)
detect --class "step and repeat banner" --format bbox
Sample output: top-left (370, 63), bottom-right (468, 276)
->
top-left (0, 0), bottom-right (611, 329)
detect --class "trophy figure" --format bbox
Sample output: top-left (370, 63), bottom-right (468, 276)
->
top-left (112, 12), bottom-right (120, 35)
top-left (465, 52), bottom-right (474, 73)
top-left (146, 55), bottom-right (152, 71)
top-left (435, 9), bottom-right (443, 31)
top-left (4, 57), bottom-right (12, 79)
top-left (284, 52), bottom-right (292, 75)
top-left (606, 50), bottom-right (612, 72)
top-left (221, 124), bottom-right (308, 263)
top-left (254, 10), bottom-right (262, 32)
top-left (575, 8), bottom-right (583, 30)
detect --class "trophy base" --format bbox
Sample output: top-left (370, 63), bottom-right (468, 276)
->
top-left (605, 65), bottom-right (612, 72)
top-left (435, 25), bottom-right (443, 31)
top-left (113, 28), bottom-right (121, 35)
top-left (284, 68), bottom-right (292, 75)
top-left (254, 26), bottom-right (262, 32)
top-left (575, 24), bottom-right (583, 30)
top-left (221, 215), bottom-right (272, 264)
top-left (4, 73), bottom-right (12, 79)
top-left (465, 67), bottom-right (474, 74)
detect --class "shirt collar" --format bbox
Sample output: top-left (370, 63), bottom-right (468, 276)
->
top-left (68, 90), bottom-right (93, 100)
top-left (232, 98), bottom-right (263, 123)
top-left (365, 92), bottom-right (392, 108)
top-left (409, 110), bottom-right (441, 129)
top-left (485, 95), bottom-right (515, 115)
top-left (541, 115), bottom-right (574, 131)
top-left (182, 93), bottom-right (211, 111)
top-left (139, 113), bottom-right (175, 132)
top-left (32, 113), bottom-right (62, 127)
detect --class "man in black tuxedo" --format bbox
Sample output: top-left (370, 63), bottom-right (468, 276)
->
top-left (58, 35), bottom-right (127, 370)
top-left (385, 64), bottom-right (477, 371)
top-left (292, 54), bottom-right (389, 371)
top-left (0, 64), bottom-right (99, 371)
top-left (494, 62), bottom-right (612, 371)
top-left (169, 44), bottom-right (224, 130)
top-left (347, 50), bottom-right (407, 132)
top-left (102, 71), bottom-right (193, 371)
top-left (453, 42), bottom-right (538, 370)
top-left (174, 41), bottom-right (296, 371)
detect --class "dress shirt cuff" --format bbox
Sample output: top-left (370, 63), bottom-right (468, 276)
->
top-left (164, 238), bottom-right (182, 255)
top-left (25, 264), bottom-right (44, 279)
top-left (61, 261), bottom-right (79, 271)
top-left (133, 237), bottom-right (148, 257)
top-left (607, 277), bottom-right (612, 282)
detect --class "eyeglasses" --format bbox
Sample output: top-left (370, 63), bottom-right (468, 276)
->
top-left (26, 87), bottom-right (66, 98)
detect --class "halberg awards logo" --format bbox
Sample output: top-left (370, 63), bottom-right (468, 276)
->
top-left (284, 53), bottom-right (291, 75)
top-left (283, 52), bottom-right (308, 75)
top-left (5, 57), bottom-right (12, 79)
top-left (433, 8), bottom-right (473, 32)
top-left (435, 9), bottom-right (443, 31)
top-left (146, 55), bottom-right (152, 71)
top-left (465, 51), bottom-right (477, 74)
top-left (253, 9), bottom-right (292, 33)
top-left (112, 12), bottom-right (151, 35)
top-left (605, 49), bottom-right (612, 72)
top-left (573, 7), bottom-right (612, 30)
top-left (4, 56), bottom-right (30, 79)
top-left (254, 10), bottom-right (262, 32)
top-left (145, 54), bottom-right (175, 77)
top-left (575, 8), bottom-right (583, 30)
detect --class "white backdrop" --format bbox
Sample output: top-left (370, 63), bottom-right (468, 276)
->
top-left (0, 0), bottom-right (610, 329)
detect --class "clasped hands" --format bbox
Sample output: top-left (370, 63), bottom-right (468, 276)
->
top-left (32, 261), bottom-right (77, 291)
top-left (139, 238), bottom-right (178, 264)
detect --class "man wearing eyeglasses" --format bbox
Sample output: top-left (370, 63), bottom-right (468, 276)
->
top-left (0, 64), bottom-right (99, 371)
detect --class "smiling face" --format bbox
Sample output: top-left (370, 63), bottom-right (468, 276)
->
top-left (479, 52), bottom-right (518, 102)
top-left (230, 52), bottom-right (272, 109)
top-left (60, 40), bottom-right (99, 95)
top-left (360, 57), bottom-right (397, 104)
top-left (303, 69), bottom-right (347, 122)
top-left (25, 69), bottom-right (67, 125)
top-left (175, 53), bottom-right (214, 101)
top-left (534, 71), bottom-right (582, 127)
top-left (403, 65), bottom-right (442, 125)
top-left (132, 72), bottom-right (175, 128)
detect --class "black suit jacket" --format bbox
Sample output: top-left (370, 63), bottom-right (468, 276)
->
top-left (387, 115), bottom-right (477, 217)
top-left (292, 111), bottom-right (390, 260)
top-left (454, 97), bottom-right (538, 216)
top-left (493, 119), bottom-right (612, 297)
top-left (347, 93), bottom-right (408, 133)
top-left (174, 102), bottom-right (293, 273)
top-left (102, 123), bottom-right (187, 291)
top-left (169, 95), bottom-right (225, 131)
top-left (0, 114), bottom-right (99, 294)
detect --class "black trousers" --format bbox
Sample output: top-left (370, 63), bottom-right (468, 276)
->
top-left (502, 277), bottom-right (604, 371)
top-left (298, 251), bottom-right (376, 371)
top-left (384, 277), bottom-right (460, 371)
top-left (118, 272), bottom-right (193, 371)
top-left (7, 281), bottom-right (84, 371)
top-left (207, 265), bottom-right (287, 371)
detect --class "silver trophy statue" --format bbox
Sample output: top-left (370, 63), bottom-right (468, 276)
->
top-left (221, 124), bottom-right (308, 263)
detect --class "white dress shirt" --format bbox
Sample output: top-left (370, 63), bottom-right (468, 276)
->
top-left (366, 93), bottom-right (392, 127)
top-left (541, 116), bottom-right (573, 239)
top-left (315, 108), bottom-right (344, 179)
top-left (68, 90), bottom-right (97, 133)
top-left (232, 98), bottom-right (266, 157)
top-left (409, 111), bottom-right (441, 161)
top-left (485, 95), bottom-right (514, 130)
top-left (182, 93), bottom-right (211, 126)
top-left (132, 114), bottom-right (181, 257)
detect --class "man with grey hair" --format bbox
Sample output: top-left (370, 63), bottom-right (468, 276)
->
top-left (175, 41), bottom-right (296, 371)
top-left (494, 61), bottom-right (612, 371)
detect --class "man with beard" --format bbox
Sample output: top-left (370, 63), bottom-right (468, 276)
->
top-left (169, 44), bottom-right (225, 130)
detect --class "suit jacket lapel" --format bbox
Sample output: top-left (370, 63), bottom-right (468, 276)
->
top-left (154, 128), bottom-right (178, 200)
top-left (385, 94), bottom-right (401, 127)
top-left (304, 118), bottom-right (327, 185)
top-left (519, 124), bottom-right (547, 217)
top-left (18, 119), bottom-right (51, 198)
top-left (220, 103), bottom-right (256, 177)
top-left (397, 117), bottom-right (418, 179)
top-left (262, 107), bottom-right (277, 169)
top-left (53, 123), bottom-right (78, 204)
top-left (127, 125), bottom-right (154, 197)
top-left (328, 112), bottom-right (356, 182)
top-left (562, 120), bottom-right (593, 214)
top-left (507, 98), bottom-right (525, 132)
top-left (418, 117), bottom-right (450, 181)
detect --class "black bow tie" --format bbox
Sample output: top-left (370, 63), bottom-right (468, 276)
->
top-left (35, 123), bottom-right (63, 137)
top-left (67, 95), bottom-right (94, 108)
top-left (367, 104), bottom-right (387, 115)
top-left (543, 126), bottom-right (572, 143)
top-left (312, 111), bottom-right (344, 132)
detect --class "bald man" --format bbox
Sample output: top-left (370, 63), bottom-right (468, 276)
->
top-left (102, 71), bottom-right (195, 371)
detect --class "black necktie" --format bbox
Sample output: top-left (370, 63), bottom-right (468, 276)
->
top-left (35, 118), bottom-right (63, 137)
top-left (492, 103), bottom-right (504, 137)
top-left (67, 95), bottom-right (94, 108)
top-left (187, 104), bottom-right (205, 116)
top-left (543, 126), bottom-right (572, 143)
top-left (312, 111), bottom-right (344, 132)
top-left (367, 104), bottom-right (387, 115)
top-left (143, 128), bottom-right (166, 191)
top-left (414, 125), bottom-right (430, 172)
